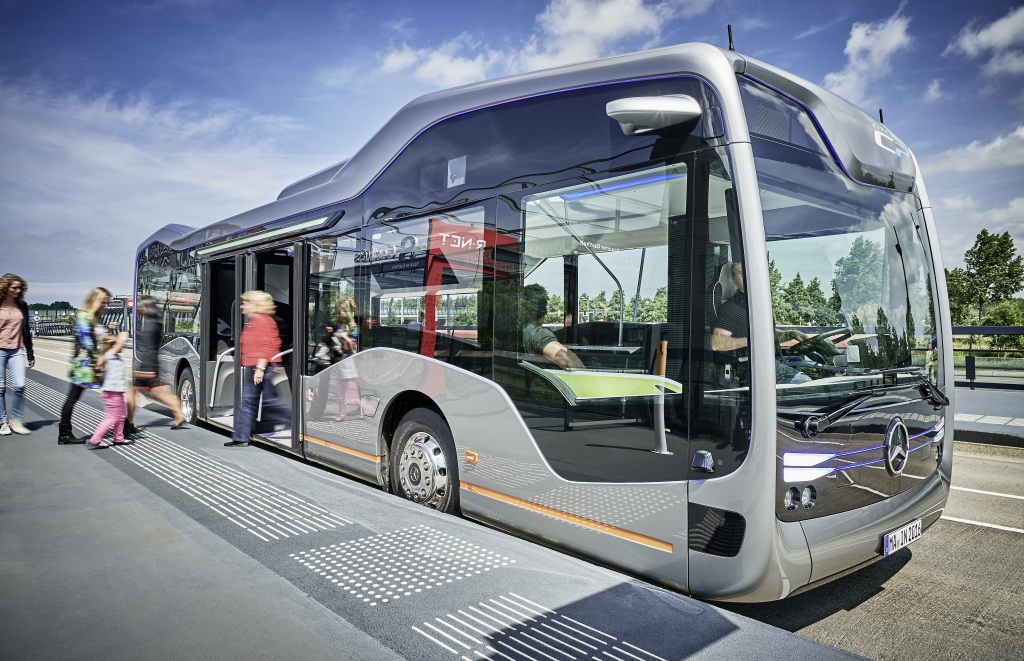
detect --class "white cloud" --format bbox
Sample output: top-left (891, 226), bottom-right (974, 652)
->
top-left (822, 9), bottom-right (912, 108)
top-left (923, 78), bottom-right (943, 103)
top-left (382, 17), bottom-right (416, 39)
top-left (795, 13), bottom-right (852, 40)
top-left (922, 125), bottom-right (1024, 174)
top-left (375, 0), bottom-right (715, 88)
top-left (981, 49), bottom-right (1024, 76)
top-left (0, 80), bottom-right (324, 304)
top-left (934, 194), bottom-right (979, 211)
top-left (934, 196), bottom-right (1024, 269)
top-left (379, 34), bottom-right (499, 88)
top-left (945, 5), bottom-right (1024, 76)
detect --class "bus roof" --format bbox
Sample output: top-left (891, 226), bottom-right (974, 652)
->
top-left (139, 42), bottom-right (918, 255)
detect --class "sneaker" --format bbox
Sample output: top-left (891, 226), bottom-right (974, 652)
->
top-left (224, 441), bottom-right (249, 447)
top-left (87, 441), bottom-right (108, 450)
top-left (9, 421), bottom-right (30, 435)
top-left (0, 423), bottom-right (10, 436)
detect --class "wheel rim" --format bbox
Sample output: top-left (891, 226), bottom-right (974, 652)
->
top-left (180, 380), bottom-right (194, 422)
top-left (397, 432), bottom-right (449, 509)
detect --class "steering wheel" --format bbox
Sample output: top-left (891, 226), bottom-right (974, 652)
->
top-left (783, 328), bottom-right (853, 366)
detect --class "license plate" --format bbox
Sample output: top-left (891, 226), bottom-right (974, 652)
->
top-left (883, 519), bottom-right (922, 556)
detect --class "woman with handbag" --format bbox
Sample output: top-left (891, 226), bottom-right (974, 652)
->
top-left (58, 287), bottom-right (117, 445)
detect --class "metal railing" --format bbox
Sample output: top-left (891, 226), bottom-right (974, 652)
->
top-left (952, 326), bottom-right (1024, 391)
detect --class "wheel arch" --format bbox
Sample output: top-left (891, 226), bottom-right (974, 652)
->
top-left (380, 390), bottom-right (446, 453)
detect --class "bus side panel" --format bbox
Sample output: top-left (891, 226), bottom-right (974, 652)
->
top-left (323, 348), bottom-right (692, 592)
top-left (300, 369), bottom-right (386, 485)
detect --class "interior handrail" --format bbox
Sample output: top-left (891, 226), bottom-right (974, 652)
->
top-left (209, 346), bottom-right (234, 407)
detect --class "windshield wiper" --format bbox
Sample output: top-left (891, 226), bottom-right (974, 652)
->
top-left (863, 367), bottom-right (950, 408)
top-left (791, 368), bottom-right (948, 439)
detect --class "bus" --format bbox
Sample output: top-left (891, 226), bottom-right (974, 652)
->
top-left (135, 43), bottom-right (953, 602)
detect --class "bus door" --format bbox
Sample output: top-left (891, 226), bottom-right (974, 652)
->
top-left (203, 257), bottom-right (241, 428)
top-left (247, 246), bottom-right (298, 451)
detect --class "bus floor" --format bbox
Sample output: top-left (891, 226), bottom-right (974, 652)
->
top-left (0, 369), bottom-right (862, 661)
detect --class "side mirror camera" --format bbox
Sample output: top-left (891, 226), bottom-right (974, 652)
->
top-left (606, 94), bottom-right (703, 136)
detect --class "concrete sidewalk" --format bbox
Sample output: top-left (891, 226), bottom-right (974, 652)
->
top-left (1, 370), bottom-right (863, 661)
top-left (954, 387), bottom-right (1024, 448)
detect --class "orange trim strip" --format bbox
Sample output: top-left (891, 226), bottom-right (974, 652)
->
top-left (461, 482), bottom-right (673, 553)
top-left (301, 434), bottom-right (380, 462)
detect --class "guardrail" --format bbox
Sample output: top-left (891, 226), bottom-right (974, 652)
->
top-left (952, 326), bottom-right (1024, 391)
top-left (32, 321), bottom-right (73, 337)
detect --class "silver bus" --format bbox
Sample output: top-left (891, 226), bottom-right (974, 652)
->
top-left (135, 43), bottom-right (953, 602)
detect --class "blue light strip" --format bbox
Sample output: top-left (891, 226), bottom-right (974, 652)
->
top-left (782, 419), bottom-right (944, 482)
top-left (559, 174), bottom-right (684, 200)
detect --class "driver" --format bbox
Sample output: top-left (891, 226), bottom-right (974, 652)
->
top-left (711, 262), bottom-right (810, 384)
top-left (522, 284), bottom-right (583, 370)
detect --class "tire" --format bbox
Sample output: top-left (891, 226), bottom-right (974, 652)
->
top-left (177, 367), bottom-right (198, 425)
top-left (390, 409), bottom-right (459, 514)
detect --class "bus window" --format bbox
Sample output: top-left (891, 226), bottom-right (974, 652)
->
top-left (494, 153), bottom-right (750, 483)
top-left (360, 205), bottom-right (492, 375)
top-left (307, 231), bottom-right (361, 377)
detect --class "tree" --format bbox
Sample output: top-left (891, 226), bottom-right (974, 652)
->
top-left (833, 237), bottom-right (884, 317)
top-left (945, 267), bottom-right (972, 325)
top-left (982, 300), bottom-right (1024, 351)
top-left (958, 229), bottom-right (1024, 324)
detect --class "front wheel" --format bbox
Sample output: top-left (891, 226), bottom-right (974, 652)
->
top-left (390, 409), bottom-right (459, 514)
top-left (177, 367), bottom-right (198, 424)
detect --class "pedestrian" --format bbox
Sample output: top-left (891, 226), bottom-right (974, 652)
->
top-left (58, 287), bottom-right (115, 444)
top-left (0, 274), bottom-right (35, 436)
top-left (86, 331), bottom-right (131, 449)
top-left (124, 295), bottom-right (186, 434)
top-left (225, 290), bottom-right (291, 447)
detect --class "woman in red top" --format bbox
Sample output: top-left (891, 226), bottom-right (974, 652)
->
top-left (226, 290), bottom-right (291, 447)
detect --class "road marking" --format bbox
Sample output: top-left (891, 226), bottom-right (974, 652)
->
top-left (941, 516), bottom-right (1024, 534)
top-left (952, 486), bottom-right (1024, 500)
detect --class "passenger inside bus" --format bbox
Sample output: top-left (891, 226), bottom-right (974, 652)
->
top-left (521, 284), bottom-right (583, 370)
top-left (711, 262), bottom-right (810, 385)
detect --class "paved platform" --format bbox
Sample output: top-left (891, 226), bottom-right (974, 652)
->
top-left (953, 388), bottom-right (1024, 448)
top-left (1, 370), bottom-right (864, 661)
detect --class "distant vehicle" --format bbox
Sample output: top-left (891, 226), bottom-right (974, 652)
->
top-left (136, 43), bottom-right (953, 602)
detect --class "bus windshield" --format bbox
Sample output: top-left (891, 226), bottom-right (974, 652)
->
top-left (743, 84), bottom-right (943, 405)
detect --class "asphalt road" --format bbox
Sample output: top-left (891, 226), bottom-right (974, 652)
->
top-left (12, 338), bottom-right (1024, 660)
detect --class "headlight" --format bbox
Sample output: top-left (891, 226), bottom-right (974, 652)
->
top-left (783, 487), bottom-right (800, 511)
top-left (801, 485), bottom-right (817, 509)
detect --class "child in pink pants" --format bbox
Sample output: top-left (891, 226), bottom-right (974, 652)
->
top-left (89, 331), bottom-right (130, 448)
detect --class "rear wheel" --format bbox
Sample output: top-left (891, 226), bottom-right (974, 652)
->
top-left (177, 367), bottom-right (197, 424)
top-left (390, 409), bottom-right (459, 514)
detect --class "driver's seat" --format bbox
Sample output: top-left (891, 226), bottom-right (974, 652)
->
top-left (712, 262), bottom-right (738, 318)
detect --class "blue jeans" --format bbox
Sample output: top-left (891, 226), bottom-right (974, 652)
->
top-left (232, 366), bottom-right (291, 443)
top-left (0, 347), bottom-right (27, 424)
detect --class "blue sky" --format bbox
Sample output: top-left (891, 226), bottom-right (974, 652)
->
top-left (1, 0), bottom-right (1022, 304)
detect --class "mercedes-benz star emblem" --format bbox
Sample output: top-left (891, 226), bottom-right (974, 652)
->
top-left (884, 417), bottom-right (910, 476)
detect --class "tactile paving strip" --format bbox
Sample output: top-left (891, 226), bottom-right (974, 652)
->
top-left (412, 592), bottom-right (668, 660)
top-left (291, 524), bottom-right (516, 606)
top-left (24, 379), bottom-right (352, 542)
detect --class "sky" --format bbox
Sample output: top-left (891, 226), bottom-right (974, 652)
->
top-left (1, 0), bottom-right (1022, 305)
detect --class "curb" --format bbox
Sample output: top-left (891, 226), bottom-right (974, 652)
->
top-left (954, 428), bottom-right (1024, 449)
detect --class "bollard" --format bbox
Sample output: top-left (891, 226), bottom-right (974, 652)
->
top-left (965, 354), bottom-right (976, 390)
